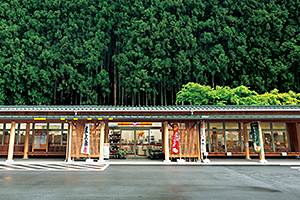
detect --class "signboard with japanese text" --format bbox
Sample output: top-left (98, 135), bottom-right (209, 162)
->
top-left (251, 122), bottom-right (262, 153)
top-left (171, 123), bottom-right (180, 154)
top-left (81, 124), bottom-right (90, 154)
top-left (32, 130), bottom-right (48, 152)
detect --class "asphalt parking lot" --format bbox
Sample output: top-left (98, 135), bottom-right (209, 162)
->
top-left (1, 165), bottom-right (300, 200)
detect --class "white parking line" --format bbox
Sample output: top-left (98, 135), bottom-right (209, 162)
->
top-left (0, 166), bottom-right (15, 171)
top-left (4, 164), bottom-right (36, 171)
top-left (0, 163), bottom-right (110, 171)
top-left (53, 163), bottom-right (105, 171)
top-left (20, 164), bottom-right (58, 171)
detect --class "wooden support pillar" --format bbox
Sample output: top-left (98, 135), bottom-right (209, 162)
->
top-left (66, 122), bottom-right (72, 162)
top-left (99, 121), bottom-right (105, 161)
top-left (197, 122), bottom-right (201, 161)
top-left (162, 123), bottom-right (165, 153)
top-left (104, 121), bottom-right (109, 143)
top-left (23, 123), bottom-right (30, 159)
top-left (163, 121), bottom-right (170, 162)
top-left (6, 121), bottom-right (16, 162)
top-left (243, 122), bottom-right (251, 160)
top-left (296, 123), bottom-right (300, 153)
top-left (258, 121), bottom-right (267, 162)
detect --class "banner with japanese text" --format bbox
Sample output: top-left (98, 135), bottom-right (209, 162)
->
top-left (81, 124), bottom-right (90, 154)
top-left (171, 123), bottom-right (180, 154)
top-left (251, 122), bottom-right (262, 153)
top-left (200, 121), bottom-right (206, 153)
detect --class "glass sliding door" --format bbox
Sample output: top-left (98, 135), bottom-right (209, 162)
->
top-left (121, 130), bottom-right (135, 157)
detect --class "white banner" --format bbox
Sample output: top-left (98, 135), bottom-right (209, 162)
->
top-left (200, 121), bottom-right (206, 153)
top-left (81, 124), bottom-right (90, 154)
top-left (103, 143), bottom-right (110, 159)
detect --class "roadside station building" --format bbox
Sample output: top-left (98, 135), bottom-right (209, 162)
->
top-left (1, 105), bottom-right (300, 162)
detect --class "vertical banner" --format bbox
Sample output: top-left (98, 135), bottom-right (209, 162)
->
top-left (171, 123), bottom-right (180, 154)
top-left (103, 143), bottom-right (110, 159)
top-left (200, 121), bottom-right (206, 153)
top-left (81, 124), bottom-right (90, 154)
top-left (250, 122), bottom-right (262, 153)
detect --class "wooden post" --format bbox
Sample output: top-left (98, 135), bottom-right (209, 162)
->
top-left (258, 121), bottom-right (267, 163)
top-left (23, 123), bottom-right (30, 159)
top-left (6, 121), bottom-right (16, 162)
top-left (296, 123), bottom-right (300, 153)
top-left (161, 123), bottom-right (165, 153)
top-left (66, 122), bottom-right (72, 162)
top-left (163, 121), bottom-right (170, 162)
top-left (99, 121), bottom-right (105, 161)
top-left (197, 122), bottom-right (201, 161)
top-left (243, 122), bottom-right (251, 160)
top-left (104, 121), bottom-right (109, 143)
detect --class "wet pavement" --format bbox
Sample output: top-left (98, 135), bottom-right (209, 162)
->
top-left (0, 165), bottom-right (300, 200)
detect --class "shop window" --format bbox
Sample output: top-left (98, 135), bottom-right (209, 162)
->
top-left (210, 131), bottom-right (225, 152)
top-left (4, 131), bottom-right (10, 144)
top-left (49, 123), bottom-right (61, 129)
top-left (5, 123), bottom-right (11, 129)
top-left (225, 123), bottom-right (239, 129)
top-left (205, 131), bottom-right (209, 152)
top-left (274, 131), bottom-right (288, 152)
top-left (225, 131), bottom-right (240, 152)
top-left (14, 131), bottom-right (18, 144)
top-left (48, 131), bottom-right (57, 145)
top-left (0, 131), bottom-right (3, 145)
top-left (272, 123), bottom-right (286, 129)
top-left (263, 132), bottom-right (273, 152)
top-left (0, 123), bottom-right (3, 129)
top-left (150, 129), bottom-right (161, 144)
top-left (29, 131), bottom-right (33, 145)
top-left (246, 123), bottom-right (270, 130)
top-left (35, 123), bottom-right (47, 129)
top-left (210, 123), bottom-right (223, 129)
top-left (20, 123), bottom-right (31, 129)
top-left (62, 131), bottom-right (68, 145)
top-left (63, 123), bottom-right (69, 129)
top-left (52, 131), bottom-right (62, 145)
top-left (18, 131), bottom-right (26, 144)
top-left (261, 123), bottom-right (270, 129)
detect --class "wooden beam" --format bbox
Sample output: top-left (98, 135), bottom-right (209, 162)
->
top-left (23, 123), bottom-right (30, 159)
top-left (6, 121), bottom-right (16, 162)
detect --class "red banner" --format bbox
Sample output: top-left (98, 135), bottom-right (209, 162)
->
top-left (171, 123), bottom-right (180, 154)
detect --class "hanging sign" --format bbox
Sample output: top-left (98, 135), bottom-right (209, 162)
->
top-left (171, 123), bottom-right (180, 154)
top-left (251, 122), bottom-right (262, 153)
top-left (81, 124), bottom-right (90, 154)
top-left (200, 121), bottom-right (206, 153)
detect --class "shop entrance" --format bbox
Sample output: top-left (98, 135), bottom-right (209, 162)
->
top-left (109, 127), bottom-right (162, 158)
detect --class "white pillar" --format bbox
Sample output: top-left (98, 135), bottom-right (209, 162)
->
top-left (6, 121), bottom-right (16, 162)
top-left (164, 121), bottom-right (171, 162)
top-left (258, 121), bottom-right (268, 163)
top-left (99, 122), bottom-right (105, 162)
top-left (66, 122), bottom-right (73, 162)
top-left (23, 123), bottom-right (30, 159)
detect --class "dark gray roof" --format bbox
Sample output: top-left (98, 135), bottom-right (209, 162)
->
top-left (0, 114), bottom-right (299, 121)
top-left (0, 105), bottom-right (300, 112)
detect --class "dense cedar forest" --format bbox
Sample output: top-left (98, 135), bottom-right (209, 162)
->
top-left (1, 0), bottom-right (300, 106)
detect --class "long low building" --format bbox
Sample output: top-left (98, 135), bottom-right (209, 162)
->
top-left (1, 105), bottom-right (300, 162)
